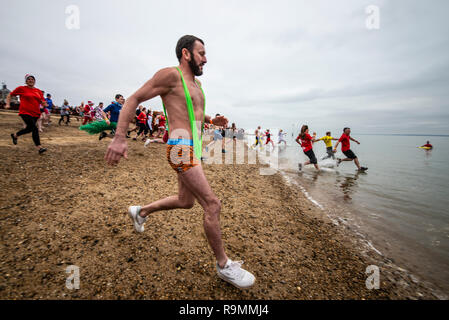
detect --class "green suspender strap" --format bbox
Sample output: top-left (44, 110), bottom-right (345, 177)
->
top-left (162, 66), bottom-right (206, 159)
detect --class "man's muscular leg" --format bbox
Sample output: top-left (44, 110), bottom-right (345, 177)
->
top-left (178, 165), bottom-right (228, 268)
top-left (139, 174), bottom-right (196, 216)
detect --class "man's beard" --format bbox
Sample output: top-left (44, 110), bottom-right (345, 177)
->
top-left (188, 52), bottom-right (203, 76)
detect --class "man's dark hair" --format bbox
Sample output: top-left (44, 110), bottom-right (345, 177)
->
top-left (46, 94), bottom-right (51, 97)
top-left (343, 127), bottom-right (350, 132)
top-left (326, 131), bottom-right (331, 135)
top-left (115, 94), bottom-right (123, 100)
top-left (176, 35), bottom-right (204, 61)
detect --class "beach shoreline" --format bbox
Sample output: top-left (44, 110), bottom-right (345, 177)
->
top-left (0, 111), bottom-right (443, 299)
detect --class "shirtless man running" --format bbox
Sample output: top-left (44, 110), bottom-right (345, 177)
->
top-left (105, 35), bottom-right (255, 289)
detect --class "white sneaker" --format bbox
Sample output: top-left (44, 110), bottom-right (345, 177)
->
top-left (128, 206), bottom-right (146, 233)
top-left (216, 259), bottom-right (255, 289)
top-left (144, 139), bottom-right (151, 147)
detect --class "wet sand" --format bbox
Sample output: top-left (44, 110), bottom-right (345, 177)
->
top-left (0, 111), bottom-right (439, 299)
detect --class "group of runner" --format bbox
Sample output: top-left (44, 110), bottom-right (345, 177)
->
top-left (252, 126), bottom-right (287, 150)
top-left (128, 106), bottom-right (168, 142)
top-left (4, 75), bottom-right (127, 152)
top-left (250, 124), bottom-right (366, 172)
top-left (4, 75), bottom-right (177, 151)
top-left (75, 98), bottom-right (173, 144)
top-left (205, 121), bottom-right (245, 153)
top-left (296, 125), bottom-right (368, 172)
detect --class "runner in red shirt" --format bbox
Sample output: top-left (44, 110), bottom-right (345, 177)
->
top-left (264, 129), bottom-right (275, 150)
top-left (6, 74), bottom-right (48, 154)
top-left (333, 127), bottom-right (368, 171)
top-left (134, 107), bottom-right (149, 140)
top-left (295, 124), bottom-right (320, 171)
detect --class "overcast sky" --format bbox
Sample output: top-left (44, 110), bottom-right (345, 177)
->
top-left (1, 0), bottom-right (448, 135)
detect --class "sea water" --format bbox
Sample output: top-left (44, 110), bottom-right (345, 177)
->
top-left (265, 134), bottom-right (449, 294)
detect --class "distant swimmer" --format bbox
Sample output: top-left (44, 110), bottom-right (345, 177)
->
top-left (319, 131), bottom-right (338, 160)
top-left (333, 127), bottom-right (368, 171)
top-left (420, 141), bottom-right (433, 149)
top-left (296, 125), bottom-right (320, 171)
top-left (278, 129), bottom-right (287, 145)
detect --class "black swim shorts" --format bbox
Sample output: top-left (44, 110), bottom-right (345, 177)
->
top-left (343, 149), bottom-right (357, 159)
top-left (304, 149), bottom-right (318, 164)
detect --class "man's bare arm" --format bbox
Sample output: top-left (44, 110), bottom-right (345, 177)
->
top-left (115, 68), bottom-right (177, 137)
top-left (349, 136), bottom-right (360, 144)
top-left (333, 141), bottom-right (340, 151)
top-left (101, 110), bottom-right (110, 122)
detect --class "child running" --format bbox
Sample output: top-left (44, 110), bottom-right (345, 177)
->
top-left (333, 127), bottom-right (368, 171)
top-left (296, 125), bottom-right (319, 171)
top-left (278, 129), bottom-right (287, 146)
top-left (319, 131), bottom-right (338, 160)
top-left (264, 129), bottom-right (275, 149)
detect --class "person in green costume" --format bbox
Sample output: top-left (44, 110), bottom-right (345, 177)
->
top-left (105, 35), bottom-right (255, 289)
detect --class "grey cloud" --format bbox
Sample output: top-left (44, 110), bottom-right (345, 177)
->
top-left (1, 0), bottom-right (448, 134)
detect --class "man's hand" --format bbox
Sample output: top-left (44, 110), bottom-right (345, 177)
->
top-left (356, 141), bottom-right (360, 145)
top-left (333, 148), bottom-right (337, 153)
top-left (5, 104), bottom-right (10, 109)
top-left (105, 135), bottom-right (128, 166)
top-left (212, 115), bottom-right (228, 127)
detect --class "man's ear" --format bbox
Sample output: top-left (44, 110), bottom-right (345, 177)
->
top-left (182, 48), bottom-right (191, 61)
